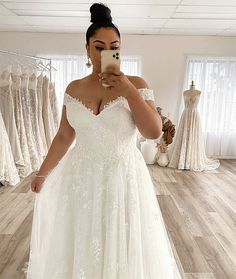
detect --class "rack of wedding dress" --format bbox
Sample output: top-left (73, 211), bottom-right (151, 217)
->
top-left (0, 50), bottom-right (61, 186)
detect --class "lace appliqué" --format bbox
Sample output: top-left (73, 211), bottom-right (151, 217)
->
top-left (138, 88), bottom-right (155, 101)
top-left (63, 88), bottom-right (155, 106)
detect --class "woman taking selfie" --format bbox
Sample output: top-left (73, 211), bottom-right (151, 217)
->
top-left (26, 3), bottom-right (182, 279)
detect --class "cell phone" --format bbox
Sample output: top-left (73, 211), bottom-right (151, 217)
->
top-left (101, 50), bottom-right (120, 73)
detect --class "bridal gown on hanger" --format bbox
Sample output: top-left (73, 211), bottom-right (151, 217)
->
top-left (28, 72), bottom-right (47, 160)
top-left (49, 80), bottom-right (61, 131)
top-left (25, 88), bottom-right (182, 279)
top-left (42, 75), bottom-right (56, 148)
top-left (0, 68), bottom-right (24, 167)
top-left (11, 69), bottom-right (32, 177)
top-left (36, 73), bottom-right (48, 154)
top-left (20, 72), bottom-right (41, 171)
top-left (0, 110), bottom-right (20, 186)
top-left (168, 91), bottom-right (220, 171)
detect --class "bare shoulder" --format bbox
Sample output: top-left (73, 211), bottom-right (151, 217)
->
top-left (127, 75), bottom-right (149, 90)
top-left (65, 77), bottom-right (88, 96)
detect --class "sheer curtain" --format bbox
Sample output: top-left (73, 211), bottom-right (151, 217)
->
top-left (42, 54), bottom-right (141, 108)
top-left (183, 56), bottom-right (236, 158)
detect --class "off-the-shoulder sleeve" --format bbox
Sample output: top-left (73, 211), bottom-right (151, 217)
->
top-left (138, 88), bottom-right (155, 101)
top-left (63, 93), bottom-right (73, 106)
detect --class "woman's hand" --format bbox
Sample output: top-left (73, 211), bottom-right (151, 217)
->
top-left (31, 176), bottom-right (45, 193)
top-left (99, 64), bottom-right (136, 98)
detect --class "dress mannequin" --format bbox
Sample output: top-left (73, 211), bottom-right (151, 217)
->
top-left (168, 81), bottom-right (220, 171)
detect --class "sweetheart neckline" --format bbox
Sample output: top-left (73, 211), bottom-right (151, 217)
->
top-left (64, 92), bottom-right (125, 117)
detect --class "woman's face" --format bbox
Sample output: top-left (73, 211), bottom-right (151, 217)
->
top-left (86, 27), bottom-right (120, 73)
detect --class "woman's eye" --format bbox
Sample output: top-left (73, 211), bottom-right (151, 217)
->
top-left (112, 47), bottom-right (119, 50)
top-left (95, 46), bottom-right (104, 51)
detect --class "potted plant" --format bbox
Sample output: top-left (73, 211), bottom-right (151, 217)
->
top-left (155, 107), bottom-right (176, 167)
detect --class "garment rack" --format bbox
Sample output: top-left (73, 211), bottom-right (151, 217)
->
top-left (0, 49), bottom-right (55, 81)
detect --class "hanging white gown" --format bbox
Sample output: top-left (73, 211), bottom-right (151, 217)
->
top-left (11, 69), bottom-right (32, 177)
top-left (25, 88), bottom-right (182, 279)
top-left (49, 80), bottom-right (61, 131)
top-left (168, 91), bottom-right (220, 171)
top-left (0, 68), bottom-right (24, 166)
top-left (28, 73), bottom-right (47, 159)
top-left (20, 72), bottom-right (41, 171)
top-left (36, 73), bottom-right (48, 155)
top-left (0, 110), bottom-right (20, 186)
top-left (42, 75), bottom-right (56, 149)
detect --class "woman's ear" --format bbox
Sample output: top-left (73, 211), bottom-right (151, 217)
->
top-left (85, 43), bottom-right (90, 56)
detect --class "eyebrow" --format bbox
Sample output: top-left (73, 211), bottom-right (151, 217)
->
top-left (92, 40), bottom-right (119, 44)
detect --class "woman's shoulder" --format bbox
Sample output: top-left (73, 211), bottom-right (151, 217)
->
top-left (65, 77), bottom-right (89, 96)
top-left (126, 75), bottom-right (149, 90)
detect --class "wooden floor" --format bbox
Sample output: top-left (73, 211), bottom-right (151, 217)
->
top-left (0, 159), bottom-right (236, 279)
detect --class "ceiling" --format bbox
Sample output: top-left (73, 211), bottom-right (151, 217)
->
top-left (0, 0), bottom-right (236, 36)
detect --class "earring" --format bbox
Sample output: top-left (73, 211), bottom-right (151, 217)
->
top-left (86, 56), bottom-right (92, 68)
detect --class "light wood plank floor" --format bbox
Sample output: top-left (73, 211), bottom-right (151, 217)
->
top-left (0, 159), bottom-right (236, 279)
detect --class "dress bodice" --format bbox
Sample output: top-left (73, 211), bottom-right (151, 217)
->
top-left (20, 73), bottom-right (29, 89)
top-left (63, 88), bottom-right (155, 160)
top-left (0, 70), bottom-right (11, 88)
top-left (183, 91), bottom-right (200, 110)
top-left (37, 73), bottom-right (43, 89)
top-left (28, 73), bottom-right (37, 90)
top-left (11, 72), bottom-right (21, 91)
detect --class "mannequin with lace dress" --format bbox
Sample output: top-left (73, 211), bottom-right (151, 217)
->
top-left (168, 81), bottom-right (220, 171)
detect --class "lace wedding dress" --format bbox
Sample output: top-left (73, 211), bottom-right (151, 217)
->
top-left (0, 110), bottom-right (20, 186)
top-left (28, 73), bottom-right (47, 160)
top-left (49, 80), bottom-right (61, 131)
top-left (42, 75), bottom-right (56, 149)
top-left (11, 69), bottom-right (32, 177)
top-left (20, 72), bottom-right (41, 171)
top-left (37, 73), bottom-right (48, 154)
top-left (168, 90), bottom-right (220, 171)
top-left (0, 68), bottom-right (24, 166)
top-left (25, 88), bottom-right (182, 279)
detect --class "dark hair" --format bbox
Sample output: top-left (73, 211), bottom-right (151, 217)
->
top-left (86, 3), bottom-right (120, 44)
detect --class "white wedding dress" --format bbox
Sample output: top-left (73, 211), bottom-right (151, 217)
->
top-left (168, 90), bottom-right (220, 171)
top-left (25, 88), bottom-right (182, 279)
top-left (0, 110), bottom-right (20, 186)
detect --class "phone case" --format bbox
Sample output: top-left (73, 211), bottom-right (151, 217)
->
top-left (101, 50), bottom-right (120, 73)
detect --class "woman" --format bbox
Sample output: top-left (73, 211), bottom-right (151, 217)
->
top-left (26, 3), bottom-right (182, 279)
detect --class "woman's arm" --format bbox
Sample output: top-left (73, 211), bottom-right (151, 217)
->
top-left (31, 101), bottom-right (76, 193)
top-left (101, 66), bottom-right (162, 140)
top-left (126, 76), bottom-right (162, 139)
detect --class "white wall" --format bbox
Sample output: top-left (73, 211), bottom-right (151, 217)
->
top-left (1, 31), bottom-right (236, 123)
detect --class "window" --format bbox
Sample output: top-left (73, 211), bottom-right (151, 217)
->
top-left (184, 56), bottom-right (236, 157)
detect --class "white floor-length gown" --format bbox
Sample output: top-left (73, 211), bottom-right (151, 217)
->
top-left (11, 69), bottom-right (32, 177)
top-left (168, 91), bottom-right (220, 171)
top-left (25, 88), bottom-right (182, 279)
top-left (20, 72), bottom-right (41, 171)
top-left (36, 73), bottom-right (48, 155)
top-left (0, 68), bottom-right (24, 166)
top-left (28, 72), bottom-right (47, 160)
top-left (42, 75), bottom-right (56, 149)
top-left (0, 110), bottom-right (20, 186)
top-left (49, 80), bottom-right (61, 131)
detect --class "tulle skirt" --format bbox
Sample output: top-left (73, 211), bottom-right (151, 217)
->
top-left (25, 145), bottom-right (182, 279)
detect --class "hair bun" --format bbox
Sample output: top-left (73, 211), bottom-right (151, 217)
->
top-left (90, 3), bottom-right (112, 23)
